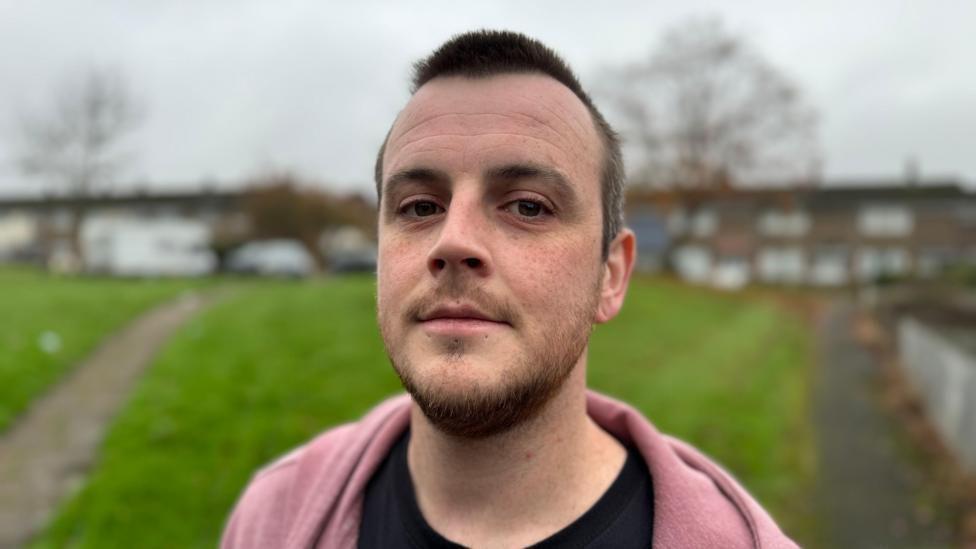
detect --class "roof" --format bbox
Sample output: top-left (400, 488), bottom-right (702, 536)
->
top-left (804, 183), bottom-right (970, 207)
top-left (626, 180), bottom-right (975, 212)
top-left (0, 188), bottom-right (244, 211)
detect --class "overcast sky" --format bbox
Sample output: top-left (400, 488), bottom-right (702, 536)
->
top-left (2, 0), bottom-right (974, 197)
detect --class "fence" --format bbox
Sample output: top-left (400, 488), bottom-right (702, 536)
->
top-left (898, 317), bottom-right (976, 474)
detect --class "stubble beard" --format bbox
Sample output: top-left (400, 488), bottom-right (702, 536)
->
top-left (379, 279), bottom-right (600, 439)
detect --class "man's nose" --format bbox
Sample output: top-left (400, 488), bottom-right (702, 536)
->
top-left (427, 198), bottom-right (491, 277)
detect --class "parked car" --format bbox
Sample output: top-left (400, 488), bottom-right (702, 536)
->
top-left (226, 239), bottom-right (315, 277)
top-left (329, 250), bottom-right (377, 274)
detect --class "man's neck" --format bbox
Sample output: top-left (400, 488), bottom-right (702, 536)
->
top-left (406, 365), bottom-right (627, 548)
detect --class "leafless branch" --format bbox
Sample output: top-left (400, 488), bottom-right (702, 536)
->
top-left (15, 67), bottom-right (143, 269)
top-left (601, 16), bottom-right (820, 190)
top-left (18, 67), bottom-right (142, 196)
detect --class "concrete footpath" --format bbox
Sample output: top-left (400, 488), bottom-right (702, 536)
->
top-left (814, 300), bottom-right (955, 548)
top-left (0, 292), bottom-right (214, 548)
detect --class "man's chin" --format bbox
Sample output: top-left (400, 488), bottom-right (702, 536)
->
top-left (385, 313), bottom-right (591, 438)
top-left (396, 363), bottom-right (571, 439)
top-left (416, 331), bottom-right (502, 361)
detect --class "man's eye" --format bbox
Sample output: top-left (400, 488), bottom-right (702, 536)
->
top-left (507, 199), bottom-right (547, 218)
top-left (402, 201), bottom-right (443, 217)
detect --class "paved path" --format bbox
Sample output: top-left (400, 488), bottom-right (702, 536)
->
top-left (814, 300), bottom-right (955, 548)
top-left (0, 292), bottom-right (214, 548)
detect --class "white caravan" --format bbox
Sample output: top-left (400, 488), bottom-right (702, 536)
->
top-left (83, 215), bottom-right (215, 276)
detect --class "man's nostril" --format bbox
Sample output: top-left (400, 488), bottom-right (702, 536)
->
top-left (464, 258), bottom-right (481, 268)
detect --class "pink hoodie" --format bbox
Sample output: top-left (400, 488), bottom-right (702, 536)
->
top-left (222, 391), bottom-right (798, 548)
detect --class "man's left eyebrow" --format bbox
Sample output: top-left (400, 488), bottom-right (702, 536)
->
top-left (484, 164), bottom-right (579, 206)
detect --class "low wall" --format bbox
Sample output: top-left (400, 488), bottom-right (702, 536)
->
top-left (898, 317), bottom-right (976, 474)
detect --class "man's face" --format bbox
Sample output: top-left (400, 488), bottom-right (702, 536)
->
top-left (376, 73), bottom-right (608, 437)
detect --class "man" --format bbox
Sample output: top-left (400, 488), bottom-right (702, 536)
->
top-left (222, 30), bottom-right (796, 548)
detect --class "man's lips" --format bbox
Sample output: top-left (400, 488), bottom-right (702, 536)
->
top-left (417, 305), bottom-right (510, 335)
top-left (418, 305), bottom-right (504, 323)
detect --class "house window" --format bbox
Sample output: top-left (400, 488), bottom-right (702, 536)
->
top-left (672, 245), bottom-right (712, 283)
top-left (857, 247), bottom-right (908, 280)
top-left (857, 247), bottom-right (880, 280)
top-left (757, 247), bottom-right (805, 283)
top-left (690, 209), bottom-right (717, 237)
top-left (810, 245), bottom-right (849, 286)
top-left (858, 205), bottom-right (913, 236)
top-left (881, 248), bottom-right (909, 274)
top-left (713, 255), bottom-right (750, 289)
top-left (757, 210), bottom-right (810, 237)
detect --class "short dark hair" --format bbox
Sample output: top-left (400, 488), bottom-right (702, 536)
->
top-left (374, 30), bottom-right (624, 258)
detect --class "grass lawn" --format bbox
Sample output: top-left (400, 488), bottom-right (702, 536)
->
top-left (0, 268), bottom-right (199, 433)
top-left (589, 278), bottom-right (816, 541)
top-left (33, 275), bottom-right (816, 548)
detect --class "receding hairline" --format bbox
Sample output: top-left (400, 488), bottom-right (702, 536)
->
top-left (378, 71), bottom-right (608, 190)
top-left (374, 29), bottom-right (626, 259)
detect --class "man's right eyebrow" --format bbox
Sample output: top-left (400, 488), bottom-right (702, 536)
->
top-left (383, 167), bottom-right (450, 194)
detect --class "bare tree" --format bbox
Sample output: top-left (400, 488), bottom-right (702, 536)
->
top-left (603, 17), bottom-right (819, 191)
top-left (18, 67), bottom-right (142, 269)
top-left (235, 173), bottom-right (378, 271)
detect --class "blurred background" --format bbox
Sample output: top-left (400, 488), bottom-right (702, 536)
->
top-left (1, 1), bottom-right (974, 547)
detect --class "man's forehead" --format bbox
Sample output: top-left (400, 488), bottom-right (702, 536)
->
top-left (386, 73), bottom-right (600, 159)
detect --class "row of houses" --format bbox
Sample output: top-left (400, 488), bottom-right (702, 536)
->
top-left (0, 188), bottom-right (376, 276)
top-left (2, 180), bottom-right (974, 285)
top-left (628, 180), bottom-right (976, 288)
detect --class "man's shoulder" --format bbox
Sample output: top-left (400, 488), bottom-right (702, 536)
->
top-left (221, 394), bottom-right (412, 549)
top-left (239, 420), bottom-right (356, 500)
top-left (586, 390), bottom-right (799, 549)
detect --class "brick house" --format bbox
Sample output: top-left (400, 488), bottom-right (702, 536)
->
top-left (627, 181), bottom-right (976, 288)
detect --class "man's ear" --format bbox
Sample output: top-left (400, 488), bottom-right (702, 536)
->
top-left (595, 228), bottom-right (636, 324)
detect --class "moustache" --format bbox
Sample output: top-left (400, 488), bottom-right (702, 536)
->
top-left (405, 282), bottom-right (518, 326)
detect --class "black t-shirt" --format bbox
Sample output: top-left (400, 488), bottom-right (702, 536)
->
top-left (358, 430), bottom-right (654, 548)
